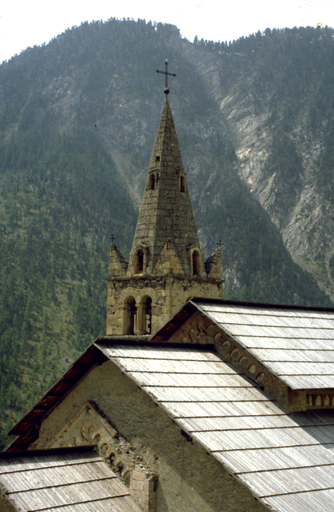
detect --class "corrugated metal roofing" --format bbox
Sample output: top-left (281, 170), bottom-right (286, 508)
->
top-left (0, 446), bottom-right (142, 512)
top-left (195, 302), bottom-right (334, 390)
top-left (97, 343), bottom-right (334, 512)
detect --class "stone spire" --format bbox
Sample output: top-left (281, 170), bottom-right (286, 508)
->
top-left (106, 96), bottom-right (223, 337)
top-left (127, 97), bottom-right (203, 276)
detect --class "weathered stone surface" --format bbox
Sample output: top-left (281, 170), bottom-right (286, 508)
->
top-left (130, 466), bottom-right (158, 512)
top-left (204, 248), bottom-right (222, 279)
top-left (128, 97), bottom-right (202, 276)
top-left (107, 273), bottom-right (222, 335)
top-left (109, 243), bottom-right (129, 277)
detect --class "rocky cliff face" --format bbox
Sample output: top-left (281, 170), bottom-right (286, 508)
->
top-left (181, 28), bottom-right (334, 300)
top-left (224, 90), bottom-right (334, 298)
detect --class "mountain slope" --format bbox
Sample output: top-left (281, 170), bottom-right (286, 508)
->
top-left (0, 19), bottom-right (333, 449)
top-left (183, 26), bottom-right (334, 299)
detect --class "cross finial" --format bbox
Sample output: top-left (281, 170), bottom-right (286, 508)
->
top-left (156, 59), bottom-right (176, 95)
top-left (217, 240), bottom-right (224, 248)
top-left (110, 234), bottom-right (115, 243)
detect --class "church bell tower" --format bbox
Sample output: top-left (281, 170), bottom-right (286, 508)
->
top-left (106, 64), bottom-right (223, 336)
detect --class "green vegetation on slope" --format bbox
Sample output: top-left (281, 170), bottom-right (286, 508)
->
top-left (0, 19), bottom-right (333, 450)
top-left (0, 120), bottom-right (137, 449)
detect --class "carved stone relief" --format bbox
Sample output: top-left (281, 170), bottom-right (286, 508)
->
top-left (174, 312), bottom-right (334, 412)
top-left (179, 313), bottom-right (266, 387)
top-left (307, 393), bottom-right (334, 408)
top-left (49, 401), bottom-right (157, 511)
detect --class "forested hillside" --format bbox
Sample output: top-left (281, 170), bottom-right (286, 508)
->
top-left (0, 18), bottom-right (333, 449)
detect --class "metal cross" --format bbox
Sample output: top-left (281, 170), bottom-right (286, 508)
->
top-left (217, 240), bottom-right (224, 247)
top-left (156, 60), bottom-right (176, 95)
top-left (110, 234), bottom-right (115, 243)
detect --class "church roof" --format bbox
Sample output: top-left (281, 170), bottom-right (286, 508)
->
top-left (128, 97), bottom-right (201, 275)
top-left (90, 342), bottom-right (334, 512)
top-left (0, 446), bottom-right (142, 512)
top-left (153, 298), bottom-right (334, 390)
top-left (7, 299), bottom-right (334, 512)
top-left (196, 300), bottom-right (334, 390)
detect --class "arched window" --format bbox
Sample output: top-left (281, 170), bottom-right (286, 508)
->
top-left (134, 249), bottom-right (144, 274)
top-left (141, 296), bottom-right (152, 334)
top-left (180, 175), bottom-right (185, 193)
top-left (123, 297), bottom-right (137, 335)
top-left (148, 173), bottom-right (155, 190)
top-left (192, 250), bottom-right (200, 276)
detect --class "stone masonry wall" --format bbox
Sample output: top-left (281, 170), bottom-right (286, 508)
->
top-left (130, 466), bottom-right (158, 512)
top-left (107, 275), bottom-right (223, 335)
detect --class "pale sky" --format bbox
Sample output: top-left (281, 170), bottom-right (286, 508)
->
top-left (0, 0), bottom-right (333, 64)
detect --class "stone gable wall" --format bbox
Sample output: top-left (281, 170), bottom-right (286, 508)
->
top-left (30, 361), bottom-right (267, 512)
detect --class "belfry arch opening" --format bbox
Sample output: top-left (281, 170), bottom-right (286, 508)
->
top-left (192, 250), bottom-right (200, 277)
top-left (141, 295), bottom-right (152, 334)
top-left (123, 297), bottom-right (137, 335)
top-left (134, 249), bottom-right (144, 274)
